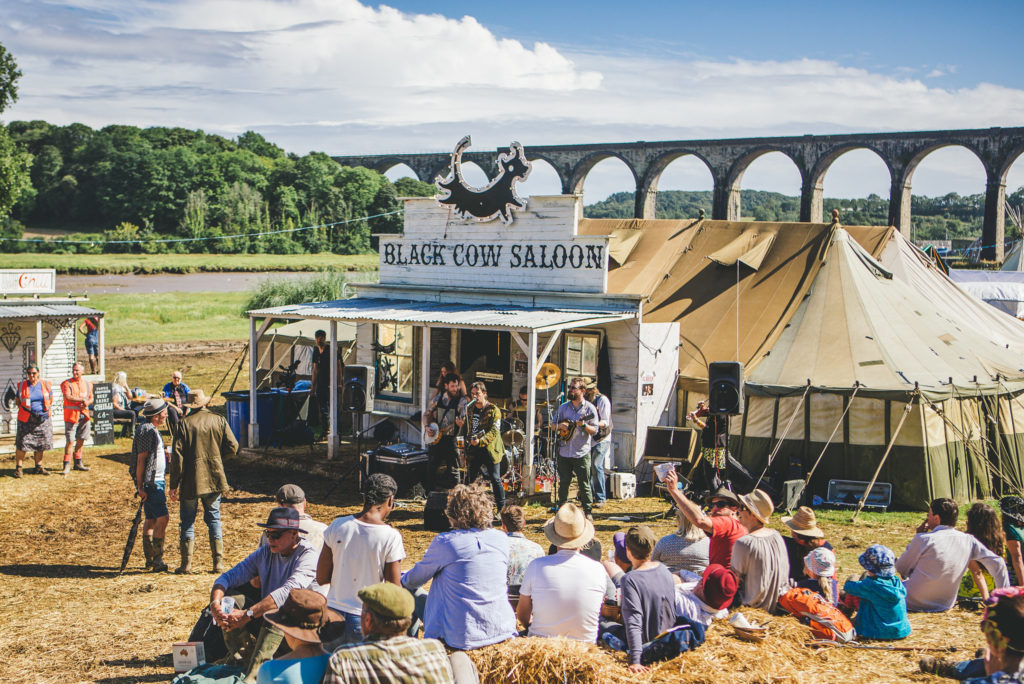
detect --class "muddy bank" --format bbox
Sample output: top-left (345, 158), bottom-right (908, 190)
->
top-left (58, 270), bottom-right (377, 294)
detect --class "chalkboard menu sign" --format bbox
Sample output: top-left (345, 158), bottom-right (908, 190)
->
top-left (92, 382), bottom-right (115, 446)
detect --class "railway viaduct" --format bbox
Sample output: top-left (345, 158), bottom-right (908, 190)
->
top-left (333, 127), bottom-right (1024, 260)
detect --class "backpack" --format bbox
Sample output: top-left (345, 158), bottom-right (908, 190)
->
top-left (778, 587), bottom-right (856, 642)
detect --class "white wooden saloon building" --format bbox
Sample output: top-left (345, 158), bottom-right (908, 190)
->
top-left (247, 195), bottom-right (680, 482)
top-left (0, 269), bottom-right (106, 439)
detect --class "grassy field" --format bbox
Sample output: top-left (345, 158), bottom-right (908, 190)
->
top-left (89, 292), bottom-right (251, 346)
top-left (0, 434), bottom-right (985, 683)
top-left (0, 253), bottom-right (378, 274)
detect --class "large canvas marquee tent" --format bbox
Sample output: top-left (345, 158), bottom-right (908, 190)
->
top-left (577, 217), bottom-right (1024, 509)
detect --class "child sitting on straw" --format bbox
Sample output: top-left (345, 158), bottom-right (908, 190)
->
top-left (795, 547), bottom-right (838, 606)
top-left (842, 544), bottom-right (911, 640)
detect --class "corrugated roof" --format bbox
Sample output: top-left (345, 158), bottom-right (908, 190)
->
top-left (249, 298), bottom-right (635, 332)
top-left (0, 303), bottom-right (104, 320)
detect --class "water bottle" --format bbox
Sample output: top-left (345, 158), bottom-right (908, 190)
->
top-left (219, 596), bottom-right (236, 623)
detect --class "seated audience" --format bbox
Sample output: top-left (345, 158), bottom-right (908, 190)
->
top-left (323, 582), bottom-right (468, 684)
top-left (897, 498), bottom-right (1009, 612)
top-left (516, 503), bottom-right (608, 641)
top-left (501, 505), bottom-right (544, 605)
top-left (602, 531), bottom-right (632, 587)
top-left (731, 489), bottom-right (790, 612)
top-left (921, 587), bottom-right (1024, 682)
top-left (401, 483), bottom-right (518, 650)
top-left (318, 473), bottom-right (405, 644)
top-left (674, 563), bottom-right (737, 627)
top-left (961, 502), bottom-right (1007, 601)
top-left (255, 589), bottom-right (337, 684)
top-left (652, 508), bottom-right (710, 575)
top-left (663, 470), bottom-right (747, 569)
top-left (796, 547), bottom-right (838, 606)
top-left (1000, 497), bottom-right (1024, 586)
top-left (209, 508), bottom-right (319, 678)
top-left (843, 544), bottom-right (911, 640)
top-left (264, 485), bottom-right (327, 552)
top-left (112, 371), bottom-right (138, 436)
top-left (601, 526), bottom-right (677, 673)
top-left (782, 506), bottom-right (833, 582)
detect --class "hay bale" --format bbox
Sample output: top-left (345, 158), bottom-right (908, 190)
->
top-left (467, 636), bottom-right (633, 684)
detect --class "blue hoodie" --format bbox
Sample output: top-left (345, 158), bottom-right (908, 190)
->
top-left (843, 575), bottom-right (911, 640)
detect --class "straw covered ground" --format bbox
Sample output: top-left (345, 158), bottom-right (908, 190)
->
top-left (0, 436), bottom-right (986, 683)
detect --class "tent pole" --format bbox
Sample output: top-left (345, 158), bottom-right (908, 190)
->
top-left (852, 391), bottom-right (917, 522)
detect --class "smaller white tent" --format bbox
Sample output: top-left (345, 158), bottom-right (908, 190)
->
top-left (256, 320), bottom-right (357, 388)
top-left (948, 270), bottom-right (1024, 318)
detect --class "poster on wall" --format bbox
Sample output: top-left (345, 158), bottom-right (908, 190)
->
top-left (640, 371), bottom-right (655, 403)
top-left (512, 351), bottom-right (528, 392)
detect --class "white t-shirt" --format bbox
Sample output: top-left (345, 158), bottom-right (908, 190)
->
top-left (519, 549), bottom-right (608, 642)
top-left (322, 515), bottom-right (406, 614)
top-left (153, 438), bottom-right (166, 483)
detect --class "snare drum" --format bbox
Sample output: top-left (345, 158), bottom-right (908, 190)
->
top-left (502, 416), bottom-right (524, 433)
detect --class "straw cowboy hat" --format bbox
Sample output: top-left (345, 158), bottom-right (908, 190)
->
top-left (781, 506), bottom-right (825, 538)
top-left (738, 489), bottom-right (775, 525)
top-left (543, 503), bottom-right (595, 549)
top-left (262, 589), bottom-right (341, 643)
top-left (183, 389), bottom-right (211, 409)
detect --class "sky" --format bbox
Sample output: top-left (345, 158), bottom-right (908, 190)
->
top-left (2, 0), bottom-right (1023, 203)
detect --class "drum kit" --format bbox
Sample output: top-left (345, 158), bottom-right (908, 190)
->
top-left (498, 362), bottom-right (564, 493)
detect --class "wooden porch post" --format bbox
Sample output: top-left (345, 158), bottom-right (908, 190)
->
top-left (328, 322), bottom-right (337, 460)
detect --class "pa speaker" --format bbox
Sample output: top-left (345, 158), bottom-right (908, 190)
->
top-left (424, 490), bottom-right (452, 532)
top-left (342, 364), bottom-right (374, 413)
top-left (708, 361), bottom-right (743, 415)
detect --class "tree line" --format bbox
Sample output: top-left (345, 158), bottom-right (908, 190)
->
top-left (586, 188), bottom-right (1024, 243)
top-left (1, 121), bottom-right (438, 254)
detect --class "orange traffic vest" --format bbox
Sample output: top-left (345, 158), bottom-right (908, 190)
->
top-left (61, 377), bottom-right (93, 423)
top-left (17, 380), bottom-right (52, 423)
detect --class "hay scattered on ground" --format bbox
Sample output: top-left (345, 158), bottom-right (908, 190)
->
top-left (469, 637), bottom-right (633, 684)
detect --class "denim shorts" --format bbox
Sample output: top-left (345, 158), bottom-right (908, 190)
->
top-left (144, 481), bottom-right (168, 520)
top-left (85, 333), bottom-right (99, 356)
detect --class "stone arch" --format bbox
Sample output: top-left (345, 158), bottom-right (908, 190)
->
top-left (382, 162), bottom-right (420, 182)
top-left (721, 147), bottom-right (802, 222)
top-left (567, 151), bottom-right (639, 197)
top-left (637, 150), bottom-right (715, 219)
top-left (517, 156), bottom-right (564, 198)
top-left (809, 145), bottom-right (893, 223)
top-left (998, 145), bottom-right (1024, 185)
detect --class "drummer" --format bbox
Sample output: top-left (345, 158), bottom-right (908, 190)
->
top-left (509, 385), bottom-right (545, 430)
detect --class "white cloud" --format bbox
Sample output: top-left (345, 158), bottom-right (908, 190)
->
top-left (1, 0), bottom-right (1023, 200)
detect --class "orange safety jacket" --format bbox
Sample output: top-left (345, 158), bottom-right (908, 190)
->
top-left (17, 380), bottom-right (52, 423)
top-left (61, 377), bottom-right (93, 423)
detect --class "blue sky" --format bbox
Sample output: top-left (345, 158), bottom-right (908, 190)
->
top-left (2, 0), bottom-right (1023, 202)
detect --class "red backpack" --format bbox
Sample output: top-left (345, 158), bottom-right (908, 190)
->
top-left (778, 587), bottom-right (856, 642)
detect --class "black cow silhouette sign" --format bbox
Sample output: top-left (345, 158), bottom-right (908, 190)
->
top-left (435, 136), bottom-right (532, 224)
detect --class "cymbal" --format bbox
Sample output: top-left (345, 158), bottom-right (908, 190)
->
top-left (535, 362), bottom-right (561, 390)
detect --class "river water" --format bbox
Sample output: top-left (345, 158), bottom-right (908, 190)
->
top-left (55, 271), bottom-right (378, 294)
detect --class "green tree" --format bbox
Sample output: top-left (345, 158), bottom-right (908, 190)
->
top-left (0, 43), bottom-right (21, 114)
top-left (0, 125), bottom-right (32, 220)
top-left (393, 176), bottom-right (435, 197)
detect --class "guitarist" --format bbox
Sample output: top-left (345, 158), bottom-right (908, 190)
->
top-left (422, 374), bottom-right (466, 491)
top-left (465, 382), bottom-right (505, 511)
top-left (584, 379), bottom-right (612, 508)
top-left (552, 377), bottom-right (599, 518)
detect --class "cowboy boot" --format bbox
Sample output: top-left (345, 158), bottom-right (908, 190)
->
top-left (142, 535), bottom-right (155, 570)
top-left (151, 537), bottom-right (168, 572)
top-left (175, 538), bottom-right (194, 575)
top-left (210, 534), bottom-right (226, 574)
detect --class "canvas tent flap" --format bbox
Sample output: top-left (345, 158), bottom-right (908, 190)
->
top-left (707, 231), bottom-right (776, 270)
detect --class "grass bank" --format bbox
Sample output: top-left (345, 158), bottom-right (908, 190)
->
top-left (89, 291), bottom-right (250, 346)
top-left (0, 252), bottom-right (378, 274)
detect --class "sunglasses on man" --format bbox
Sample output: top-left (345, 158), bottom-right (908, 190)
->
top-left (709, 500), bottom-right (735, 509)
top-left (266, 530), bottom-right (291, 540)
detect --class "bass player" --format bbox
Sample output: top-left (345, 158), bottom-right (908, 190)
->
top-left (552, 376), bottom-right (599, 518)
top-left (422, 373), bottom-right (467, 491)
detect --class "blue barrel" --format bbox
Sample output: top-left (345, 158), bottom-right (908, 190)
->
top-left (223, 391), bottom-right (250, 448)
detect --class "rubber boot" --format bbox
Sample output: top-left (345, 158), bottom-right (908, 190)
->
top-left (62, 459), bottom-right (71, 475)
top-left (151, 537), bottom-right (168, 572)
top-left (142, 535), bottom-right (155, 570)
top-left (73, 458), bottom-right (90, 471)
top-left (243, 625), bottom-right (284, 683)
top-left (211, 535), bottom-right (226, 574)
top-left (175, 538), bottom-right (194, 575)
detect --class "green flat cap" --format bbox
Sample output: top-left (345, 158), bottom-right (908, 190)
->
top-left (358, 582), bottom-right (415, 619)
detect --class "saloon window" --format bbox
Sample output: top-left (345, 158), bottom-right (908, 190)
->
top-left (563, 332), bottom-right (599, 379)
top-left (374, 324), bottom-right (413, 400)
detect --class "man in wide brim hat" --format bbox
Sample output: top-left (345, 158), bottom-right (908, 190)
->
top-left (182, 389), bottom-right (212, 410)
top-left (781, 506), bottom-right (824, 538)
top-left (543, 502), bottom-right (595, 549)
top-left (262, 587), bottom-right (341, 644)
